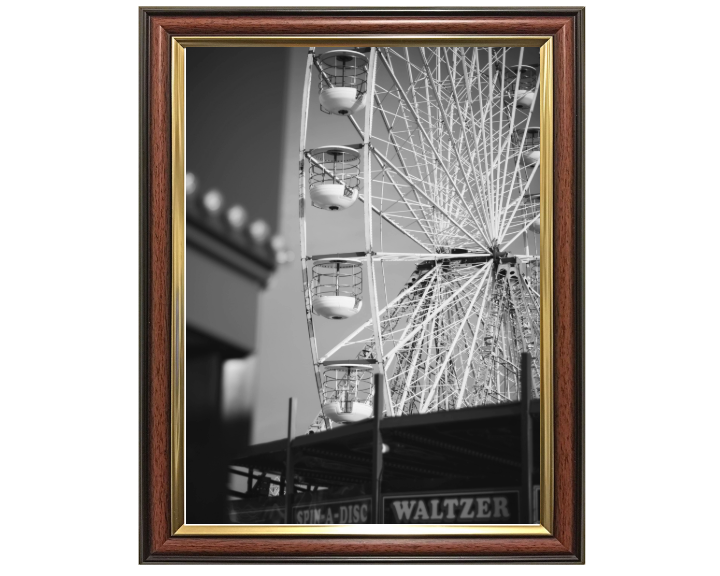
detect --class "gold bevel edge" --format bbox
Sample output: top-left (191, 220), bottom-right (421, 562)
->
top-left (175, 35), bottom-right (550, 48)
top-left (539, 39), bottom-right (554, 534)
top-left (175, 524), bottom-right (552, 537)
top-left (170, 38), bottom-right (186, 535)
top-left (169, 36), bottom-right (554, 538)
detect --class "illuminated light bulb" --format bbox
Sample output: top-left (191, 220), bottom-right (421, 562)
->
top-left (249, 219), bottom-right (270, 244)
top-left (202, 189), bottom-right (224, 214)
top-left (185, 172), bottom-right (198, 195)
top-left (226, 205), bottom-right (248, 230)
top-left (270, 235), bottom-right (286, 251)
top-left (275, 250), bottom-right (296, 265)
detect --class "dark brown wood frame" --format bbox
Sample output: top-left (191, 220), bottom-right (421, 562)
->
top-left (139, 7), bottom-right (584, 563)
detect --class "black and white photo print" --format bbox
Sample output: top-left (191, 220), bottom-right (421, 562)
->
top-left (183, 46), bottom-right (542, 525)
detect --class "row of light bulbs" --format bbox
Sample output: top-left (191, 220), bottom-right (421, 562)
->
top-left (186, 172), bottom-right (294, 265)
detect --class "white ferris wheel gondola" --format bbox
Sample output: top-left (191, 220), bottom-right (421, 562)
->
top-left (316, 50), bottom-right (368, 116)
top-left (310, 259), bottom-right (363, 320)
top-left (307, 145), bottom-right (361, 211)
top-left (319, 362), bottom-right (374, 423)
top-left (505, 64), bottom-right (539, 109)
top-left (518, 126), bottom-right (541, 166)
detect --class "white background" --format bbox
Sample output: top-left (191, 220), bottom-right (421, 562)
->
top-left (1, 0), bottom-right (718, 572)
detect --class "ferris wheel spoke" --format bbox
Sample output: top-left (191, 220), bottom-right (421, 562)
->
top-left (359, 193), bottom-right (436, 252)
top-left (348, 112), bottom-right (482, 252)
top-left (382, 262), bottom-right (490, 365)
top-left (378, 48), bottom-right (488, 247)
top-left (370, 88), bottom-right (440, 245)
top-left (497, 48), bottom-right (525, 218)
top-left (459, 53), bottom-right (496, 234)
top-left (501, 203), bottom-right (540, 250)
top-left (374, 101), bottom-right (451, 242)
top-left (381, 272), bottom-right (440, 412)
top-left (456, 282), bottom-right (491, 408)
top-left (499, 187), bottom-right (539, 239)
top-left (416, 279), bottom-right (441, 410)
top-left (445, 47), bottom-right (495, 235)
top-left (496, 49), bottom-right (509, 235)
top-left (385, 268), bottom-right (437, 331)
top-left (384, 46), bottom-right (426, 78)
top-left (366, 144), bottom-right (488, 250)
top-left (419, 264), bottom-right (491, 412)
top-left (344, 114), bottom-right (437, 253)
top-left (497, 84), bottom-right (541, 237)
top-left (498, 151), bottom-right (540, 238)
top-left (386, 48), bottom-right (430, 199)
top-left (419, 47), bottom-right (492, 242)
top-left (500, 213), bottom-right (540, 252)
top-left (485, 48), bottom-right (499, 236)
top-left (371, 252), bottom-right (490, 263)
top-left (487, 50), bottom-right (514, 221)
top-left (403, 47), bottom-right (438, 199)
top-left (474, 51), bottom-right (498, 236)
top-left (487, 47), bottom-right (517, 239)
top-left (393, 319), bottom-right (430, 413)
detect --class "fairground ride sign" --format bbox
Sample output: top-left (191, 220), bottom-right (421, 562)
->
top-left (293, 497), bottom-right (371, 524)
top-left (383, 489), bottom-right (520, 524)
top-left (292, 490), bottom-right (523, 524)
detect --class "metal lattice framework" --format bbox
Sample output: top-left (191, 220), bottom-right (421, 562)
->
top-left (299, 47), bottom-right (542, 431)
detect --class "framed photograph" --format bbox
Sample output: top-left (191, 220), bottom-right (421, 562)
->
top-left (140, 7), bottom-right (584, 563)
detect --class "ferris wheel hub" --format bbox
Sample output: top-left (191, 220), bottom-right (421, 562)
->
top-left (486, 244), bottom-right (512, 271)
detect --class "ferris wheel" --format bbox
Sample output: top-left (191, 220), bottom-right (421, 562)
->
top-left (299, 47), bottom-right (542, 432)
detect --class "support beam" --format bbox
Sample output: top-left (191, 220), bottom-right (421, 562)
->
top-left (285, 397), bottom-right (297, 524)
top-left (370, 373), bottom-right (384, 523)
top-left (519, 352), bottom-right (533, 524)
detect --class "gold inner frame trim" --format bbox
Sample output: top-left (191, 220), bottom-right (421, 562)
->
top-left (170, 35), bottom-right (554, 537)
top-left (171, 37), bottom-right (186, 535)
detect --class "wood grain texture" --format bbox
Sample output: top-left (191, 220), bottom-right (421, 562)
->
top-left (552, 15), bottom-right (578, 556)
top-left (139, 8), bottom-right (584, 564)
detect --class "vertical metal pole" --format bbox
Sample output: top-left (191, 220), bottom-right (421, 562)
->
top-left (285, 397), bottom-right (297, 524)
top-left (519, 352), bottom-right (533, 523)
top-left (370, 373), bottom-right (384, 523)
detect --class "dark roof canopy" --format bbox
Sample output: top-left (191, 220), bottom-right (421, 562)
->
top-left (232, 400), bottom-right (540, 494)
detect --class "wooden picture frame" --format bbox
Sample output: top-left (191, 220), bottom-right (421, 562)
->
top-left (139, 6), bottom-right (584, 563)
